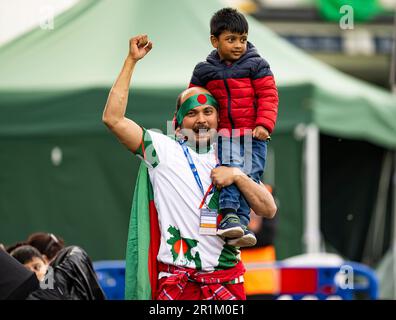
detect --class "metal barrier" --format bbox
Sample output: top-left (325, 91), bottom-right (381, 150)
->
top-left (93, 260), bottom-right (378, 300)
top-left (93, 260), bottom-right (125, 300)
top-left (244, 261), bottom-right (379, 300)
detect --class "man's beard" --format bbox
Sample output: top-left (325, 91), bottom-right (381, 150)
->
top-left (179, 125), bottom-right (217, 150)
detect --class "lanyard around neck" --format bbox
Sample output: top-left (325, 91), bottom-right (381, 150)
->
top-left (178, 140), bottom-right (216, 209)
top-left (178, 140), bottom-right (205, 195)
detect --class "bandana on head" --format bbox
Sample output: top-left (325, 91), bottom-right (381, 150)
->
top-left (176, 93), bottom-right (218, 126)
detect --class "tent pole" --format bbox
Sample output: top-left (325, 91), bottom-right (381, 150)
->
top-left (391, 11), bottom-right (396, 299)
top-left (362, 151), bottom-right (393, 266)
top-left (390, 10), bottom-right (396, 93)
top-left (303, 124), bottom-right (321, 253)
top-left (393, 151), bottom-right (396, 299)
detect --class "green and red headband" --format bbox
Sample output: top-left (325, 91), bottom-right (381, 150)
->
top-left (176, 93), bottom-right (218, 125)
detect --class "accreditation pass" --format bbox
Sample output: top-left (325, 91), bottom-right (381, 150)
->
top-left (199, 208), bottom-right (218, 235)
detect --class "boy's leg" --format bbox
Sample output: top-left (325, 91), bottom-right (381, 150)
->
top-left (227, 138), bottom-right (267, 247)
top-left (217, 135), bottom-right (244, 238)
top-left (249, 138), bottom-right (267, 183)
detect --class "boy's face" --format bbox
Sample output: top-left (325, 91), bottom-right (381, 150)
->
top-left (24, 257), bottom-right (48, 281)
top-left (211, 31), bottom-right (248, 64)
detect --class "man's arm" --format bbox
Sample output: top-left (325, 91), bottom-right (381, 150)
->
top-left (102, 35), bottom-right (153, 153)
top-left (210, 166), bottom-right (277, 219)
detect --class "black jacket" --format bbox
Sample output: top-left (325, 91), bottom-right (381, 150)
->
top-left (28, 246), bottom-right (105, 300)
top-left (0, 249), bottom-right (39, 299)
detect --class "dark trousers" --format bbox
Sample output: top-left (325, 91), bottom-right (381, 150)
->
top-left (218, 135), bottom-right (267, 226)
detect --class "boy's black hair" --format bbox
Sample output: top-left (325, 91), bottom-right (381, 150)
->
top-left (10, 245), bottom-right (44, 265)
top-left (210, 7), bottom-right (249, 38)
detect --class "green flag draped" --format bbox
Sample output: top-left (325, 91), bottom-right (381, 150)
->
top-left (125, 164), bottom-right (158, 300)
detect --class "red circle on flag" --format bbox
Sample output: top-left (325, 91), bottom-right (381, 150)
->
top-left (174, 239), bottom-right (188, 255)
top-left (197, 94), bottom-right (207, 104)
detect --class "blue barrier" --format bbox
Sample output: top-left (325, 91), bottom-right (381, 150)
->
top-left (93, 260), bottom-right (378, 300)
top-left (93, 260), bottom-right (126, 300)
top-left (274, 261), bottom-right (379, 300)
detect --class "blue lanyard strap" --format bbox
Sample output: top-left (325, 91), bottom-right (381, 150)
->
top-left (178, 140), bottom-right (205, 196)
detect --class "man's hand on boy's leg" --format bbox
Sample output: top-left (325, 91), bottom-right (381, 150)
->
top-left (211, 166), bottom-right (244, 189)
top-left (253, 125), bottom-right (269, 140)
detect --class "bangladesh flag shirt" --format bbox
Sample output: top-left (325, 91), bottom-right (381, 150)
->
top-left (136, 129), bottom-right (240, 272)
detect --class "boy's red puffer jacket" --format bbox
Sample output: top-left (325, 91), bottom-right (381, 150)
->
top-left (189, 42), bottom-right (278, 136)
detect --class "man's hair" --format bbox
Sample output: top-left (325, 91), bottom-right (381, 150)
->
top-left (10, 245), bottom-right (44, 265)
top-left (210, 7), bottom-right (249, 38)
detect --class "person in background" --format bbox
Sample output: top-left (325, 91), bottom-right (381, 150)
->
top-left (26, 232), bottom-right (105, 300)
top-left (0, 248), bottom-right (39, 300)
top-left (27, 233), bottom-right (65, 264)
top-left (241, 184), bottom-right (279, 299)
top-left (10, 245), bottom-right (48, 282)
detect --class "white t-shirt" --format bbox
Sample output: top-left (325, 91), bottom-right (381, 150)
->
top-left (136, 129), bottom-right (240, 271)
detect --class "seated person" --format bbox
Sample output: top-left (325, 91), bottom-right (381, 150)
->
top-left (27, 232), bottom-right (65, 264)
top-left (26, 232), bottom-right (105, 300)
top-left (10, 245), bottom-right (48, 282)
top-left (0, 248), bottom-right (39, 300)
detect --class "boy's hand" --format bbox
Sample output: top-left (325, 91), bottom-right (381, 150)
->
top-left (253, 126), bottom-right (269, 141)
top-left (128, 34), bottom-right (153, 61)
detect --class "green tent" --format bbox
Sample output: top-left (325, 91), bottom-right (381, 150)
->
top-left (1, 0), bottom-right (396, 261)
top-left (317, 0), bottom-right (390, 22)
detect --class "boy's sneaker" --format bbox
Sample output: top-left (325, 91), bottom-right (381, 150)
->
top-left (227, 228), bottom-right (257, 248)
top-left (217, 214), bottom-right (244, 239)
